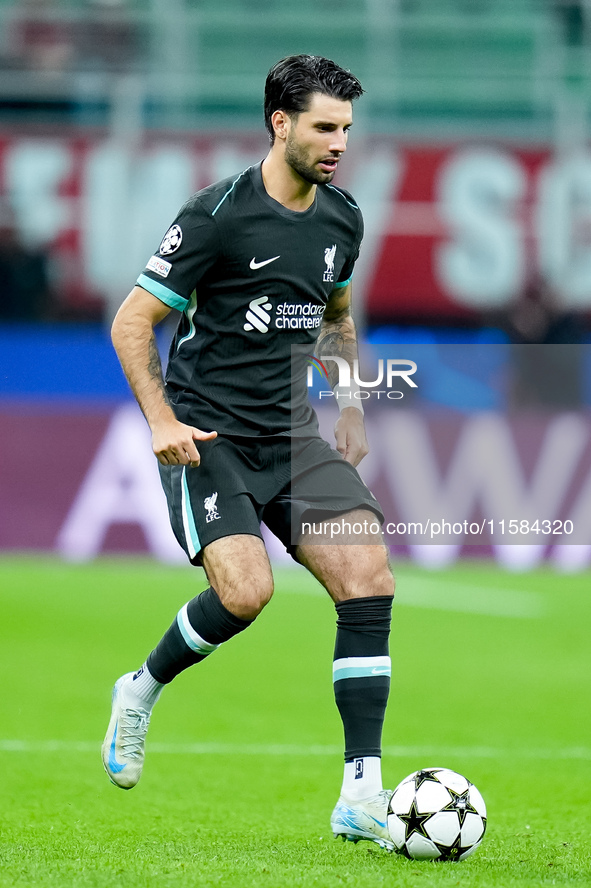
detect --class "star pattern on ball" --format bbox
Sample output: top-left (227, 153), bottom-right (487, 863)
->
top-left (397, 798), bottom-right (433, 842)
top-left (412, 769), bottom-right (442, 791)
top-left (441, 787), bottom-right (479, 828)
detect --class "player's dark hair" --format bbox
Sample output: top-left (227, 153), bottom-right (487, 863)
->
top-left (264, 55), bottom-right (364, 144)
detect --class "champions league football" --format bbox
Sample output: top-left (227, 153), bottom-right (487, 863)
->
top-left (387, 768), bottom-right (487, 861)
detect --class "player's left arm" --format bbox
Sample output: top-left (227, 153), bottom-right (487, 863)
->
top-left (316, 282), bottom-right (369, 467)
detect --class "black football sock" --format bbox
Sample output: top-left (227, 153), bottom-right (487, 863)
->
top-left (333, 595), bottom-right (392, 762)
top-left (146, 586), bottom-right (253, 683)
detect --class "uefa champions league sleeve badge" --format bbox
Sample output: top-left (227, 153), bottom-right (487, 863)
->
top-left (159, 225), bottom-right (183, 256)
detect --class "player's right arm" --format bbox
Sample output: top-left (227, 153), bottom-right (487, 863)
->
top-left (111, 285), bottom-right (216, 467)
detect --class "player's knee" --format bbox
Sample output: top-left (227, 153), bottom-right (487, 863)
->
top-left (374, 564), bottom-right (395, 598)
top-left (368, 547), bottom-right (395, 598)
top-left (339, 552), bottom-right (394, 600)
top-left (356, 567), bottom-right (393, 599)
top-left (246, 576), bottom-right (274, 617)
top-left (220, 573), bottom-right (274, 620)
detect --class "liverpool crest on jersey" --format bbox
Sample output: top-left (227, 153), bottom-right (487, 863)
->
top-left (323, 244), bottom-right (336, 282)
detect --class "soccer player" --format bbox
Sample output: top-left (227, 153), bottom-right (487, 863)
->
top-left (102, 54), bottom-right (396, 851)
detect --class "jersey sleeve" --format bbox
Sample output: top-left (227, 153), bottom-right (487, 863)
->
top-left (335, 210), bottom-right (364, 289)
top-left (136, 197), bottom-right (220, 311)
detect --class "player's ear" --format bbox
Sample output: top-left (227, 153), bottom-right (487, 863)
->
top-left (271, 109), bottom-right (289, 142)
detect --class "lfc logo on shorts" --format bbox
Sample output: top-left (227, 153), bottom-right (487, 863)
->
top-left (204, 492), bottom-right (220, 523)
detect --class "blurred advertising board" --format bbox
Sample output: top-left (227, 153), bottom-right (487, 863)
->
top-left (2, 133), bottom-right (591, 320)
top-left (2, 337), bottom-right (591, 571)
top-left (2, 400), bottom-right (591, 572)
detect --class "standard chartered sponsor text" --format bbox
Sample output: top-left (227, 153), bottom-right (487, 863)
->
top-left (276, 302), bottom-right (324, 329)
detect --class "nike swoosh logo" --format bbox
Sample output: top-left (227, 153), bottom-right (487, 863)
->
top-left (250, 255), bottom-right (280, 270)
top-left (371, 668), bottom-right (390, 675)
top-left (108, 723), bottom-right (127, 774)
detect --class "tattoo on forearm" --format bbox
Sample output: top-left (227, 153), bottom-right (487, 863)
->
top-left (316, 312), bottom-right (358, 389)
top-left (317, 331), bottom-right (345, 356)
top-left (147, 334), bottom-right (171, 407)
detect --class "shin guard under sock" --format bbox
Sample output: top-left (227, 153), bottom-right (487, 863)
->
top-left (333, 595), bottom-right (393, 761)
top-left (147, 587), bottom-right (253, 684)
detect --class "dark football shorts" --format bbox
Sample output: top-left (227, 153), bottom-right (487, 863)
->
top-left (158, 433), bottom-right (384, 564)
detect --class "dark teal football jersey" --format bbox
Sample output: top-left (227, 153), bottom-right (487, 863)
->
top-left (136, 162), bottom-right (363, 436)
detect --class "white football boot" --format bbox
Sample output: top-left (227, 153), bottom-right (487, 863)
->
top-left (101, 672), bottom-right (151, 789)
top-left (331, 790), bottom-right (395, 851)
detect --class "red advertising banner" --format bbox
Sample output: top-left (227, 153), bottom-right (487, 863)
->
top-left (367, 146), bottom-right (549, 321)
top-left (1, 133), bottom-right (591, 319)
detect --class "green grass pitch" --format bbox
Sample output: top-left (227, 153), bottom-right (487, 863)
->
top-left (1, 556), bottom-right (590, 887)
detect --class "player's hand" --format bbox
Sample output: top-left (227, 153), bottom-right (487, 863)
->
top-left (334, 407), bottom-right (369, 466)
top-left (151, 419), bottom-right (217, 468)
